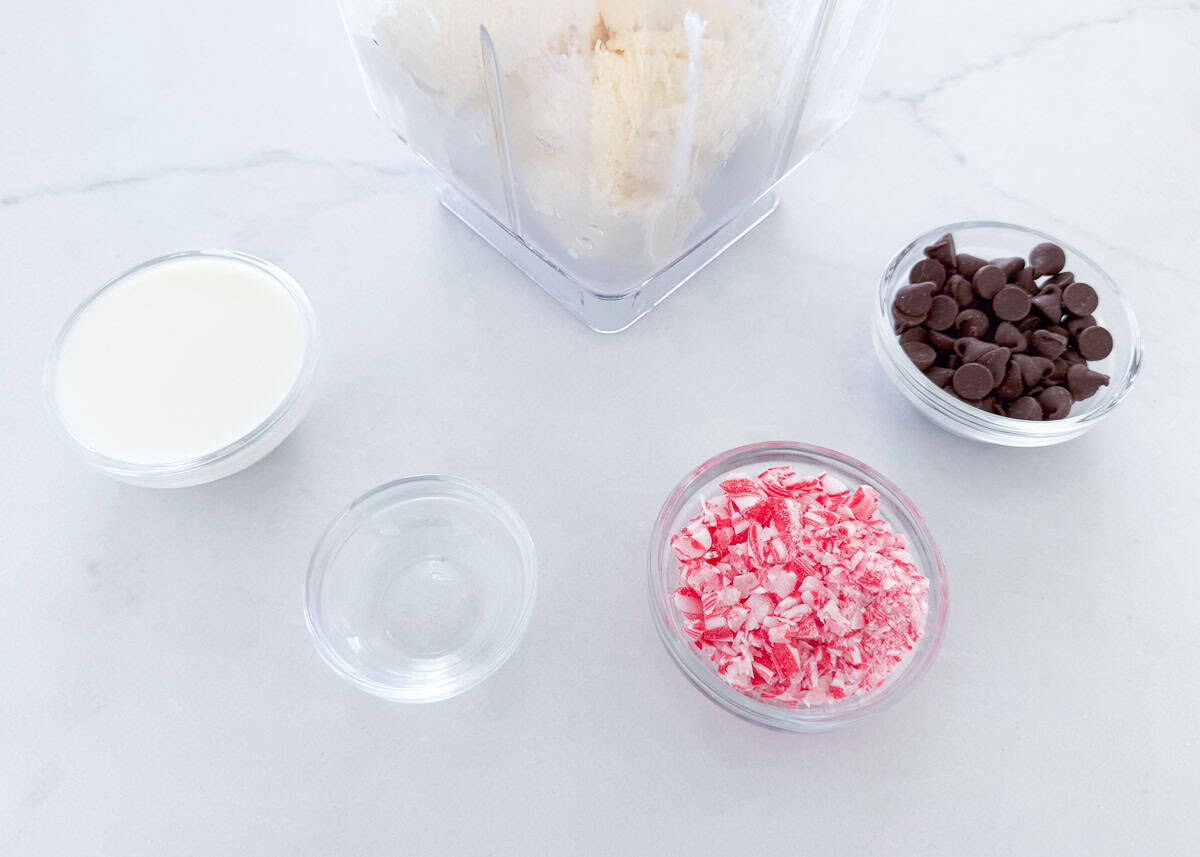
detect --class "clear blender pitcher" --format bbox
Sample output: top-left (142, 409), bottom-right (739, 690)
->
top-left (337, 0), bottom-right (894, 331)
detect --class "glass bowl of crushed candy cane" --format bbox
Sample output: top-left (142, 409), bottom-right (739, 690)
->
top-left (648, 443), bottom-right (948, 732)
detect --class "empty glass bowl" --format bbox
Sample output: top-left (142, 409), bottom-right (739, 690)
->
top-left (648, 442), bottom-right (948, 732)
top-left (873, 221), bottom-right (1142, 446)
top-left (305, 476), bottom-right (537, 702)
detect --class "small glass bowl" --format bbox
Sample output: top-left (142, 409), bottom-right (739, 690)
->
top-left (43, 250), bottom-right (320, 488)
top-left (873, 221), bottom-right (1142, 446)
top-left (648, 442), bottom-right (948, 732)
top-left (304, 476), bottom-right (538, 703)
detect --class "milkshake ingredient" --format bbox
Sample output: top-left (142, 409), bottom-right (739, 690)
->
top-left (670, 468), bottom-right (929, 706)
top-left (893, 234), bottom-right (1114, 419)
top-left (51, 255), bottom-right (309, 465)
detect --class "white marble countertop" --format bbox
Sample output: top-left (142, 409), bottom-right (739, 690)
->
top-left (3, 1), bottom-right (1198, 853)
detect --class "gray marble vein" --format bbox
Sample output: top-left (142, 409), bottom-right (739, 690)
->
top-left (1, 150), bottom-right (418, 209)
top-left (869, 1), bottom-right (1200, 107)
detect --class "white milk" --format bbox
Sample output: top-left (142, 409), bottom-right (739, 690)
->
top-left (53, 255), bottom-right (309, 466)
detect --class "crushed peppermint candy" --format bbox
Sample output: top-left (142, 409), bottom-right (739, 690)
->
top-left (671, 467), bottom-right (929, 706)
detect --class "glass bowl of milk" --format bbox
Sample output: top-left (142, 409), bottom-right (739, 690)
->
top-left (44, 251), bottom-right (319, 488)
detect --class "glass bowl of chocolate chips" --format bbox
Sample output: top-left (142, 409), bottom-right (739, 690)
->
top-left (873, 221), bottom-right (1142, 446)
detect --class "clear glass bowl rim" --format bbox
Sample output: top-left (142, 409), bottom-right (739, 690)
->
top-left (303, 474), bottom-right (539, 702)
top-left (647, 441), bottom-right (949, 732)
top-left (42, 249), bottom-right (320, 482)
top-left (873, 220), bottom-right (1143, 444)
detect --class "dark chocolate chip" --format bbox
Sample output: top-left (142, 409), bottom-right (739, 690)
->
top-left (1015, 266), bottom-right (1037, 295)
top-left (1049, 358), bottom-right (1069, 384)
top-left (894, 281), bottom-right (937, 317)
top-left (899, 327), bottom-right (928, 344)
top-left (991, 256), bottom-right (1025, 281)
top-left (955, 253), bottom-right (988, 279)
top-left (925, 294), bottom-right (959, 331)
top-left (903, 341), bottom-right (937, 371)
top-left (1031, 284), bottom-right (1064, 321)
top-left (924, 233), bottom-right (957, 269)
top-left (925, 366), bottom-right (955, 388)
top-left (1066, 314), bottom-right (1097, 337)
top-left (893, 308), bottom-right (926, 331)
top-left (1076, 325), bottom-right (1114, 361)
top-left (1067, 364), bottom-right (1111, 401)
top-left (1018, 315), bottom-right (1044, 334)
top-left (955, 309), bottom-right (990, 339)
top-left (944, 274), bottom-right (975, 308)
top-left (1031, 329), bottom-right (1068, 359)
top-left (997, 360), bottom-right (1025, 401)
top-left (910, 259), bottom-right (947, 288)
top-left (1044, 271), bottom-right (1075, 289)
top-left (954, 336), bottom-right (995, 364)
top-left (1062, 282), bottom-right (1099, 316)
top-left (1030, 242), bottom-right (1066, 277)
top-left (928, 330), bottom-right (957, 352)
top-left (953, 362), bottom-right (995, 399)
top-left (993, 285), bottom-right (1032, 322)
top-left (979, 346), bottom-right (1011, 386)
top-left (1070, 362), bottom-right (1113, 398)
top-left (1060, 348), bottom-right (1086, 366)
top-left (1037, 386), bottom-right (1073, 420)
top-left (1044, 325), bottom-right (1070, 339)
top-left (1012, 353), bottom-right (1055, 387)
top-left (1007, 396), bottom-right (1043, 421)
top-left (993, 321), bottom-right (1027, 352)
top-left (973, 265), bottom-right (1008, 300)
